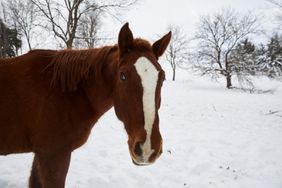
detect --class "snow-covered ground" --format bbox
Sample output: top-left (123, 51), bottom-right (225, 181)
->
top-left (1, 65), bottom-right (282, 188)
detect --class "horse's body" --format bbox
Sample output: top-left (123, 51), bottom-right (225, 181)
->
top-left (0, 23), bottom-right (171, 188)
top-left (0, 48), bottom-right (115, 155)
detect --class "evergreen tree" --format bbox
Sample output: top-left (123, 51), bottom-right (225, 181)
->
top-left (230, 38), bottom-right (257, 75)
top-left (256, 34), bottom-right (282, 77)
top-left (0, 19), bottom-right (22, 58)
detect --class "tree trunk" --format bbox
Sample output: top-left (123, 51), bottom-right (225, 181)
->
top-left (27, 38), bottom-right (32, 50)
top-left (172, 67), bottom-right (176, 81)
top-left (226, 74), bottom-right (232, 89)
top-left (170, 59), bottom-right (176, 81)
top-left (225, 52), bottom-right (232, 89)
top-left (66, 38), bottom-right (73, 49)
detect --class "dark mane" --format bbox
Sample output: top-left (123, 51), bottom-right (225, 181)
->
top-left (45, 46), bottom-right (117, 91)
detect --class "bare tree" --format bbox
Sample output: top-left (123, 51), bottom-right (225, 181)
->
top-left (266, 0), bottom-right (282, 28)
top-left (164, 25), bottom-right (190, 81)
top-left (4, 0), bottom-right (38, 50)
top-left (267, 0), bottom-right (282, 8)
top-left (194, 9), bottom-right (259, 89)
top-left (0, 2), bottom-right (7, 22)
top-left (30, 0), bottom-right (138, 49)
top-left (74, 5), bottom-right (101, 48)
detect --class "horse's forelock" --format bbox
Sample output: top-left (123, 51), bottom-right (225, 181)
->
top-left (132, 39), bottom-right (152, 52)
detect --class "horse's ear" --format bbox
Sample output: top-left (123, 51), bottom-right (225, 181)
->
top-left (118, 22), bottom-right (134, 57)
top-left (152, 31), bottom-right (172, 60)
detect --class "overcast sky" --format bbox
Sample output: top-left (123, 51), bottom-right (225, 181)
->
top-left (103, 0), bottom-right (279, 43)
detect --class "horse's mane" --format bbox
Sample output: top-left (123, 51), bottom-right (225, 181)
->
top-left (39, 46), bottom-right (117, 92)
top-left (46, 39), bottom-right (151, 92)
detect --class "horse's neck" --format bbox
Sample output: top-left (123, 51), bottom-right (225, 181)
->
top-left (83, 47), bottom-right (119, 116)
top-left (90, 45), bottom-right (119, 88)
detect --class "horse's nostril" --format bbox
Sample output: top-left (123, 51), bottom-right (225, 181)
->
top-left (134, 142), bottom-right (143, 157)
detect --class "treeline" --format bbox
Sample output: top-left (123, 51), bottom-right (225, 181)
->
top-left (0, 0), bottom-right (138, 57)
top-left (164, 6), bottom-right (282, 88)
top-left (1, 0), bottom-right (282, 89)
top-left (231, 35), bottom-right (282, 79)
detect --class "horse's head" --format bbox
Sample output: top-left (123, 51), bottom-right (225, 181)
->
top-left (113, 23), bottom-right (171, 166)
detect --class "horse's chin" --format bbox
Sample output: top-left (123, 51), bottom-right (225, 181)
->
top-left (129, 146), bottom-right (161, 166)
top-left (131, 158), bottom-right (152, 166)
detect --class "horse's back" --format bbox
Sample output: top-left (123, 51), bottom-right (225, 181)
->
top-left (0, 51), bottom-right (55, 154)
top-left (0, 50), bottom-right (55, 101)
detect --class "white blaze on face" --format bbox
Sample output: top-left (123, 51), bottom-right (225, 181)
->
top-left (134, 56), bottom-right (159, 162)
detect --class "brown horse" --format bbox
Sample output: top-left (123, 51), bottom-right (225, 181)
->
top-left (0, 23), bottom-right (171, 188)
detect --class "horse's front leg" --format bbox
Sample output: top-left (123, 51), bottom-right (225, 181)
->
top-left (29, 155), bottom-right (41, 188)
top-left (30, 151), bottom-right (71, 188)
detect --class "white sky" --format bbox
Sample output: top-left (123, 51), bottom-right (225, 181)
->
top-left (103, 0), bottom-right (279, 43)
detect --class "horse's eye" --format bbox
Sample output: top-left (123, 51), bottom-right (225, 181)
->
top-left (120, 72), bottom-right (126, 81)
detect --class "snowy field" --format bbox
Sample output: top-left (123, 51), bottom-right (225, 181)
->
top-left (0, 66), bottom-right (282, 188)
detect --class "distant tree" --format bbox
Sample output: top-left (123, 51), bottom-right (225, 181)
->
top-left (230, 39), bottom-right (256, 74)
top-left (30, 0), bottom-right (139, 49)
top-left (256, 34), bottom-right (282, 77)
top-left (4, 0), bottom-right (38, 50)
top-left (0, 2), bottom-right (7, 22)
top-left (164, 25), bottom-right (190, 81)
top-left (267, 0), bottom-right (282, 8)
top-left (0, 19), bottom-right (22, 57)
top-left (74, 4), bottom-right (101, 48)
top-left (229, 39), bottom-right (257, 87)
top-left (194, 9), bottom-right (259, 89)
top-left (267, 34), bottom-right (282, 61)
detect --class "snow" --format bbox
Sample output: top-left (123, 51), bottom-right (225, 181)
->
top-left (1, 64), bottom-right (282, 188)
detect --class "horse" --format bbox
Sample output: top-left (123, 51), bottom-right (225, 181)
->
top-left (0, 23), bottom-right (171, 188)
